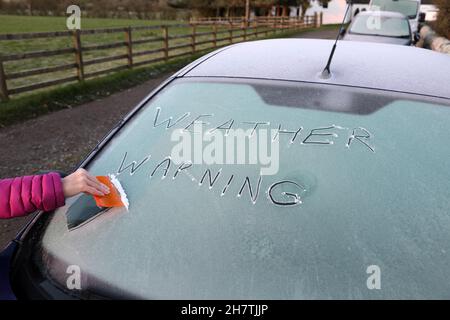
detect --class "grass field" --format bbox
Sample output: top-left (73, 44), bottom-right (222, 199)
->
top-left (0, 27), bottom-right (316, 128)
top-left (0, 15), bottom-right (255, 94)
top-left (0, 14), bottom-right (180, 33)
top-left (0, 14), bottom-right (330, 128)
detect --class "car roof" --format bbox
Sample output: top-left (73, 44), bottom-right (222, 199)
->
top-left (180, 39), bottom-right (450, 99)
top-left (357, 10), bottom-right (408, 19)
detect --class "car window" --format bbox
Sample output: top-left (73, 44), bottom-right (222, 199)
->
top-left (350, 15), bottom-right (410, 37)
top-left (36, 78), bottom-right (450, 299)
top-left (371, 0), bottom-right (419, 18)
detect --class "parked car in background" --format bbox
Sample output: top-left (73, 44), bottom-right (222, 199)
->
top-left (369, 0), bottom-right (422, 33)
top-left (1, 38), bottom-right (450, 299)
top-left (343, 11), bottom-right (413, 46)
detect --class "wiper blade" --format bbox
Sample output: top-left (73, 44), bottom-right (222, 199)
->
top-left (351, 32), bottom-right (409, 38)
top-left (371, 34), bottom-right (410, 38)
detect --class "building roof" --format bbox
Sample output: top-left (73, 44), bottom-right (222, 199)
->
top-left (180, 38), bottom-right (450, 99)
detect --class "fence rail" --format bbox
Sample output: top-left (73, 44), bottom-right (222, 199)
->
top-left (0, 16), bottom-right (320, 101)
top-left (190, 15), bottom-right (319, 25)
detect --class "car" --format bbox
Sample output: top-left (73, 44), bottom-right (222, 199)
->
top-left (369, 0), bottom-right (422, 33)
top-left (1, 38), bottom-right (450, 299)
top-left (343, 11), bottom-right (413, 45)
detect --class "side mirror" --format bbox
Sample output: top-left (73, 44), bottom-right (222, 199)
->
top-left (418, 12), bottom-right (426, 23)
top-left (340, 27), bottom-right (347, 37)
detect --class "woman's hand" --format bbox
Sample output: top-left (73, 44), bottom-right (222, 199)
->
top-left (62, 168), bottom-right (110, 198)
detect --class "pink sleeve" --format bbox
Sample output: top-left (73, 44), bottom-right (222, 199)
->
top-left (0, 172), bottom-right (65, 219)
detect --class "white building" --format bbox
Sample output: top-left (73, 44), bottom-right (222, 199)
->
top-left (278, 0), bottom-right (438, 25)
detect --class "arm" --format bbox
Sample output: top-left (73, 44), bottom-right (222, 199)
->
top-left (0, 172), bottom-right (64, 219)
top-left (0, 169), bottom-right (109, 219)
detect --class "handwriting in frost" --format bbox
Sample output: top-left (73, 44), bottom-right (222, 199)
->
top-left (116, 152), bottom-right (307, 207)
top-left (112, 107), bottom-right (376, 208)
top-left (153, 107), bottom-right (375, 152)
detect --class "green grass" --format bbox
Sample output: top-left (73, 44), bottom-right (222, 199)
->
top-left (0, 24), bottom-right (338, 128)
top-left (0, 15), bottom-right (337, 95)
top-left (0, 54), bottom-right (202, 128)
top-left (0, 14), bottom-right (252, 92)
top-left (0, 14), bottom-right (180, 33)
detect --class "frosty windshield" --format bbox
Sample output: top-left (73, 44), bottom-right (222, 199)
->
top-left (36, 78), bottom-right (450, 299)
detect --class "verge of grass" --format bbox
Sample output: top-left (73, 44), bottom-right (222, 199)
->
top-left (0, 17), bottom-right (213, 90)
top-left (0, 55), bottom-right (200, 128)
top-left (0, 25), bottom-right (338, 128)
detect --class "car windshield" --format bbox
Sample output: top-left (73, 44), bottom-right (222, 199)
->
top-left (349, 15), bottom-right (410, 37)
top-left (371, 0), bottom-right (419, 18)
top-left (35, 78), bottom-right (450, 299)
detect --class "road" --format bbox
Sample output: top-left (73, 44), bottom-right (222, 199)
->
top-left (0, 27), bottom-right (339, 249)
top-left (292, 27), bottom-right (338, 39)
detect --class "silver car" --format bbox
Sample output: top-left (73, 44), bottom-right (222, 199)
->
top-left (343, 11), bottom-right (413, 45)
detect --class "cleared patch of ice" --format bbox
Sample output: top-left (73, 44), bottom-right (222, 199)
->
top-left (109, 174), bottom-right (129, 210)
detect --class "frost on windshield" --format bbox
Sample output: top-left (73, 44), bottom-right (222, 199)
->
top-left (40, 79), bottom-right (450, 299)
top-left (64, 86), bottom-right (377, 229)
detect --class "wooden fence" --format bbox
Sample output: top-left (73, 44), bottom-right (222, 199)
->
top-left (190, 15), bottom-right (322, 26)
top-left (0, 15), bottom-right (320, 102)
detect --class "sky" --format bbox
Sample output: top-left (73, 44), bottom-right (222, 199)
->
top-left (304, 0), bottom-right (350, 24)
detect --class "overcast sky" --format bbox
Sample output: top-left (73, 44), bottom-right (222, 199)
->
top-left (304, 0), bottom-right (349, 24)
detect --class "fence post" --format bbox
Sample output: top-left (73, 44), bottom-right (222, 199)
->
top-left (162, 26), bottom-right (169, 61)
top-left (191, 24), bottom-right (196, 53)
top-left (243, 26), bottom-right (247, 41)
top-left (72, 29), bottom-right (84, 82)
top-left (213, 24), bottom-right (217, 48)
top-left (0, 59), bottom-right (8, 102)
top-left (229, 21), bottom-right (233, 44)
top-left (125, 27), bottom-right (133, 68)
top-left (320, 12), bottom-right (323, 27)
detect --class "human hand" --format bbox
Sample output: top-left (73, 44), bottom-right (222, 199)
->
top-left (62, 168), bottom-right (110, 198)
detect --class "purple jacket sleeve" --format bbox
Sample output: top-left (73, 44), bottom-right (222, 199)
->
top-left (0, 172), bottom-right (65, 219)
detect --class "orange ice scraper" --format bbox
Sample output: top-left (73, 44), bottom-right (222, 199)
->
top-left (93, 174), bottom-right (129, 210)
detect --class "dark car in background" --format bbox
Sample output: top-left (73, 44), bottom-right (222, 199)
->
top-left (1, 38), bottom-right (450, 299)
top-left (343, 11), bottom-right (413, 45)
